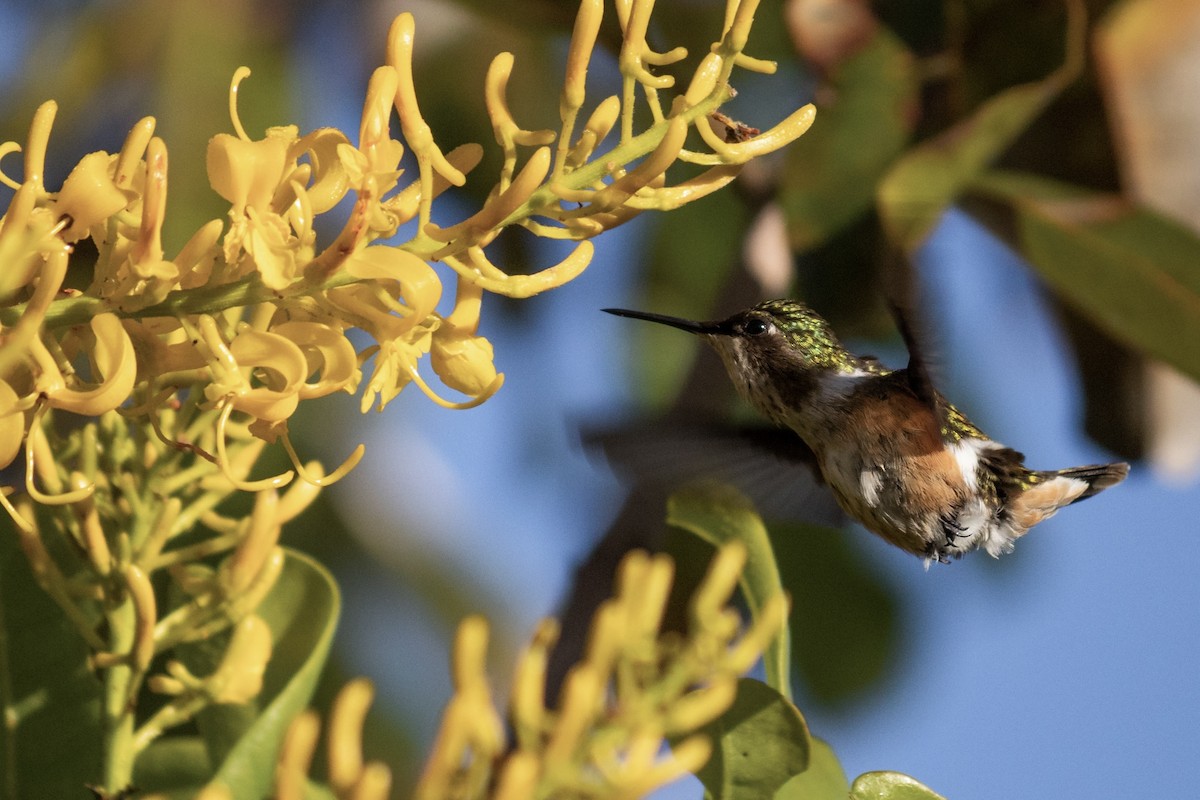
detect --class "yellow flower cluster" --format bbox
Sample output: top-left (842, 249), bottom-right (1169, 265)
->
top-left (413, 544), bottom-right (788, 800)
top-left (0, 0), bottom-right (813, 793)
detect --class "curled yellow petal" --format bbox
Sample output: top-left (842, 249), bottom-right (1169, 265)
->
top-left (214, 402), bottom-right (294, 491)
top-left (269, 321), bottom-right (359, 399)
top-left (46, 313), bottom-right (136, 416)
top-left (343, 246), bottom-right (442, 328)
top-left (445, 240), bottom-right (593, 299)
top-left (207, 132), bottom-right (291, 214)
top-left (225, 327), bottom-right (308, 422)
top-left (53, 152), bottom-right (129, 242)
top-left (697, 103), bottom-right (816, 164)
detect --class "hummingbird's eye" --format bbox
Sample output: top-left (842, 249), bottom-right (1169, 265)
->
top-left (743, 318), bottom-right (770, 336)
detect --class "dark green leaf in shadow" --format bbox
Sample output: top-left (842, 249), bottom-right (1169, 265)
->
top-left (182, 548), bottom-right (340, 798)
top-left (781, 27), bottom-right (919, 251)
top-left (776, 736), bottom-right (849, 800)
top-left (850, 771), bottom-right (948, 800)
top-left (876, 2), bottom-right (1084, 252)
top-left (694, 678), bottom-right (810, 800)
top-left (133, 736), bottom-right (210, 795)
top-left (667, 484), bottom-right (791, 701)
top-left (770, 522), bottom-right (900, 705)
top-left (0, 519), bottom-right (101, 800)
top-left (964, 170), bottom-right (1200, 383)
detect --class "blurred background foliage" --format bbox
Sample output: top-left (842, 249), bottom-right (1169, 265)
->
top-left (2, 0), bottom-right (1199, 797)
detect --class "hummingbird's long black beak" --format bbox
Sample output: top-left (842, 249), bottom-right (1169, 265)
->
top-left (602, 307), bottom-right (728, 335)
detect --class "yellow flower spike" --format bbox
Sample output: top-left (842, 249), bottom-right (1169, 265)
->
top-left (511, 618), bottom-right (558, 748)
top-left (222, 488), bottom-right (281, 594)
top-left (566, 95), bottom-right (621, 168)
top-left (45, 313), bottom-right (137, 416)
top-left (387, 14), bottom-right (467, 187)
top-left (214, 402), bottom-right (295, 491)
top-left (725, 591), bottom-right (789, 673)
top-left (73, 475), bottom-right (114, 576)
top-left (696, 102), bottom-right (816, 164)
top-left (493, 750), bottom-right (540, 800)
top-left (664, 676), bottom-right (738, 732)
top-left (113, 116), bottom-right (156, 188)
top-left (0, 381), bottom-right (25, 470)
top-left (52, 151), bottom-right (130, 242)
top-left (429, 328), bottom-right (499, 398)
top-left (22, 100), bottom-right (57, 194)
top-left (544, 663), bottom-right (603, 768)
top-left (425, 145), bottom-right (551, 245)
top-left (125, 563), bottom-right (158, 672)
top-left (209, 614), bottom-right (272, 704)
top-left (691, 541), bottom-right (747, 623)
top-left (327, 677), bottom-right (375, 793)
top-left (276, 709), bottom-right (321, 800)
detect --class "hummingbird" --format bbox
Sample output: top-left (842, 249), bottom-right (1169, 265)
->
top-left (603, 299), bottom-right (1129, 563)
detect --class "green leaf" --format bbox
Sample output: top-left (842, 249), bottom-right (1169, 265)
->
top-left (666, 483), bottom-right (791, 701)
top-left (0, 520), bottom-right (102, 800)
top-left (876, 4), bottom-right (1084, 252)
top-left (770, 522), bottom-right (900, 704)
top-left (850, 771), bottom-right (948, 800)
top-left (781, 27), bottom-right (919, 251)
top-left (964, 170), bottom-right (1200, 383)
top-left (694, 678), bottom-right (811, 800)
top-left (776, 737), bottom-right (850, 800)
top-left (199, 548), bottom-right (341, 798)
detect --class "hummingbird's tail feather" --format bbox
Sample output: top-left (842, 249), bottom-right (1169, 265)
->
top-left (1052, 461), bottom-right (1131, 503)
top-left (1004, 461), bottom-right (1128, 535)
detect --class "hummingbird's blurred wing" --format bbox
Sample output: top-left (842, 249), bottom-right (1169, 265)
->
top-left (587, 420), bottom-right (846, 528)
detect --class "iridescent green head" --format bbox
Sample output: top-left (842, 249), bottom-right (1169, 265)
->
top-left (604, 299), bottom-right (866, 373)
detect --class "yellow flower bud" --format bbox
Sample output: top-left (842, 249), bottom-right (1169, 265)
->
top-left (430, 330), bottom-right (497, 397)
top-left (209, 614), bottom-right (273, 704)
top-left (52, 151), bottom-right (129, 242)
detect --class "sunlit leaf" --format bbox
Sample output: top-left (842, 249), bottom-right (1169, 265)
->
top-left (964, 170), bottom-right (1200, 383)
top-left (781, 27), bottom-right (918, 251)
top-left (667, 483), bottom-right (791, 700)
top-left (777, 737), bottom-right (850, 800)
top-left (850, 771), bottom-right (948, 800)
top-left (694, 678), bottom-right (810, 800)
top-left (876, 3), bottom-right (1083, 252)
